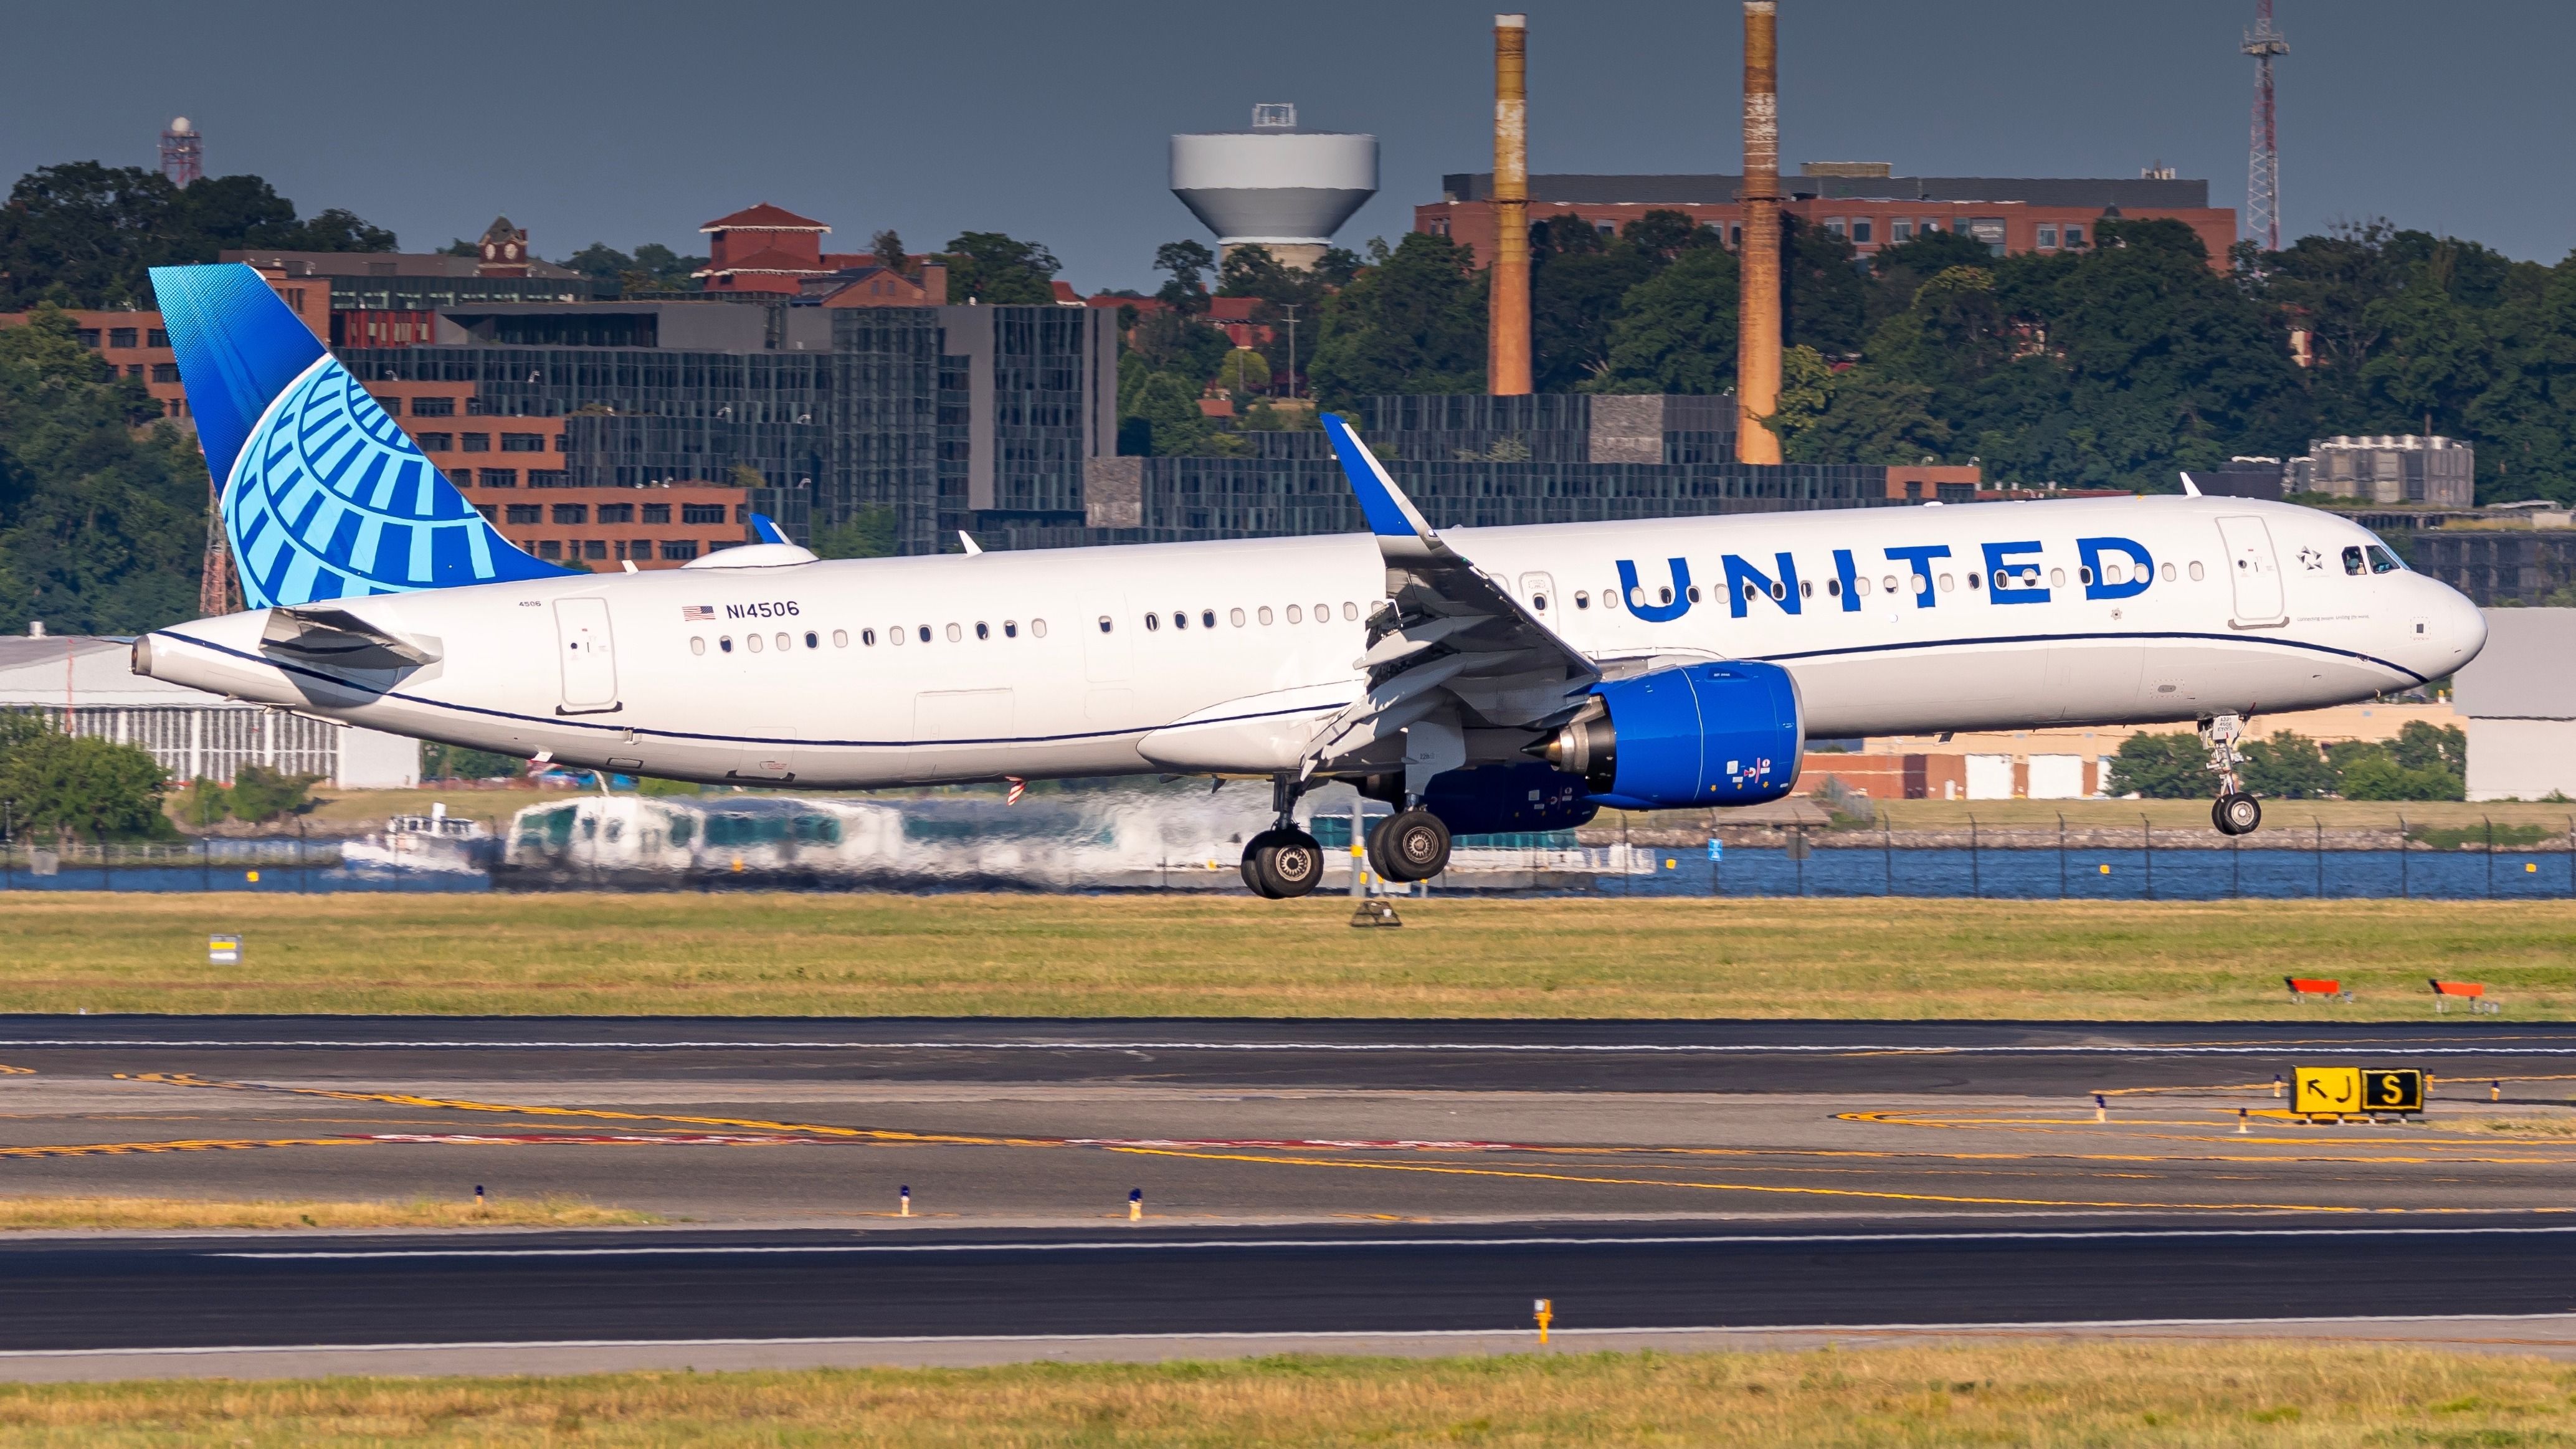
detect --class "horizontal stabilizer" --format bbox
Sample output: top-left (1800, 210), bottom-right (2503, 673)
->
top-left (260, 605), bottom-right (441, 670)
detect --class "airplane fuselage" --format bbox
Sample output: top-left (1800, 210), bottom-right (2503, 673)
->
top-left (140, 495), bottom-right (2484, 789)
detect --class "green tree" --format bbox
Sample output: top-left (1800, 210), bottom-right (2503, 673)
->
top-left (1782, 216), bottom-right (1868, 356)
top-left (811, 505), bottom-right (898, 559)
top-left (1153, 240), bottom-right (1216, 314)
top-left (2388, 720), bottom-right (2468, 776)
top-left (224, 762), bottom-right (319, 824)
top-left (2104, 732), bottom-right (2205, 799)
top-left (941, 232), bottom-right (1058, 305)
top-left (0, 306), bottom-right (209, 634)
top-left (2240, 731), bottom-right (2339, 799)
top-left (0, 162), bottom-right (393, 310)
top-left (1530, 212), bottom-right (1660, 392)
top-left (0, 714), bottom-right (174, 841)
top-left (1308, 232), bottom-right (1485, 408)
top-left (422, 743), bottom-right (526, 781)
top-left (1596, 245), bottom-right (1739, 394)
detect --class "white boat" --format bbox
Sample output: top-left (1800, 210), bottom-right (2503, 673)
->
top-left (341, 803), bottom-right (498, 873)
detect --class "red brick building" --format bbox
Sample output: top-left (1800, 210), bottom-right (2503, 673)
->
top-left (1419, 167), bottom-right (2237, 274)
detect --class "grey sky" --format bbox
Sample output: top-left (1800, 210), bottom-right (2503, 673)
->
top-left (9, 2), bottom-right (2570, 292)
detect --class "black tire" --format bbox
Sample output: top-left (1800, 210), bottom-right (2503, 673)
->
top-left (2217, 792), bottom-right (2262, 836)
top-left (1240, 829), bottom-right (1290, 898)
top-left (1368, 808), bottom-right (1452, 883)
top-left (1259, 830), bottom-right (1324, 898)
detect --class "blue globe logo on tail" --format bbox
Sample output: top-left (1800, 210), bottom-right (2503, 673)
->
top-left (151, 262), bottom-right (566, 610)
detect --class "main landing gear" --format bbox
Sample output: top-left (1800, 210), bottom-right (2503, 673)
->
top-left (1367, 809), bottom-right (1452, 883)
top-left (2203, 713), bottom-right (2263, 837)
top-left (1241, 777), bottom-right (1324, 900)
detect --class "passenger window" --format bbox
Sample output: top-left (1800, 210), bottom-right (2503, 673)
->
top-left (690, 637), bottom-right (706, 656)
top-left (1342, 602), bottom-right (1358, 621)
top-left (1604, 589), bottom-right (1622, 611)
top-left (1032, 619), bottom-right (1047, 638)
top-left (1230, 607), bottom-right (1247, 627)
top-left (1174, 611), bottom-right (1189, 630)
top-left (1799, 579), bottom-right (1813, 599)
top-left (1257, 606), bottom-right (1273, 625)
top-left (946, 624), bottom-right (962, 642)
top-left (1937, 574), bottom-right (1955, 592)
top-left (834, 630), bottom-right (849, 647)
top-left (2078, 567), bottom-right (2093, 586)
top-left (2342, 546), bottom-right (2365, 576)
top-left (747, 634), bottom-right (764, 653)
top-left (2104, 563), bottom-right (2125, 586)
top-left (1770, 581), bottom-right (1787, 601)
top-left (2160, 563), bottom-right (2175, 581)
top-left (974, 622), bottom-right (989, 640)
top-left (2369, 545), bottom-right (2403, 574)
top-left (917, 625), bottom-right (932, 643)
top-left (1880, 574), bottom-right (1897, 593)
top-left (1202, 609), bottom-right (1217, 629)
top-left (1656, 586), bottom-right (1671, 606)
top-left (1967, 571), bottom-right (1982, 590)
top-left (862, 629), bottom-right (876, 646)
top-left (2188, 561), bottom-right (2207, 581)
top-left (1097, 616), bottom-right (1112, 634)
top-left (1686, 586), bottom-right (1701, 603)
top-left (888, 627), bottom-right (903, 645)
top-left (1314, 601), bottom-right (1329, 620)
top-left (1286, 604), bottom-right (1303, 623)
top-left (2049, 569), bottom-right (2065, 588)
top-left (1825, 579), bottom-right (1839, 597)
top-left (1144, 613), bottom-right (1159, 632)
top-left (1574, 592), bottom-right (1589, 609)
top-left (1003, 620), bottom-right (1017, 638)
top-left (776, 633), bottom-right (790, 651)
top-left (719, 637), bottom-right (734, 653)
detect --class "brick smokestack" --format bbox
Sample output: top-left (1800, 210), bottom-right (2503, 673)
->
top-left (1734, 1), bottom-right (1783, 463)
top-left (1487, 13), bottom-right (1533, 396)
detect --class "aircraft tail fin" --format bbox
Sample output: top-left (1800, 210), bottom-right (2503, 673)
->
top-left (151, 262), bottom-right (568, 611)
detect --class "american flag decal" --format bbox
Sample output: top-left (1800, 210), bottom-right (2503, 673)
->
top-left (680, 606), bottom-right (714, 621)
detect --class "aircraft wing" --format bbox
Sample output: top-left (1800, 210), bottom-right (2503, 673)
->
top-left (1309, 416), bottom-right (1599, 781)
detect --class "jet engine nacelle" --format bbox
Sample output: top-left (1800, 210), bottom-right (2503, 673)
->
top-left (1536, 660), bottom-right (1803, 810)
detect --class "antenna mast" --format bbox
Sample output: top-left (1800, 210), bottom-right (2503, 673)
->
top-left (2241, 0), bottom-right (2288, 252)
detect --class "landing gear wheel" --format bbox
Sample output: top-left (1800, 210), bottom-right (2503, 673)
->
top-left (2214, 793), bottom-right (2262, 837)
top-left (1367, 809), bottom-right (1452, 883)
top-left (1240, 829), bottom-right (1324, 899)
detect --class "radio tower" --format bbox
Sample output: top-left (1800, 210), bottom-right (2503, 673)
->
top-left (2241, 0), bottom-right (2287, 253)
top-left (159, 117), bottom-right (202, 188)
top-left (197, 482), bottom-right (235, 617)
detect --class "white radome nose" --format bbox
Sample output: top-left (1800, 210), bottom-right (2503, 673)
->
top-left (2425, 578), bottom-right (2487, 673)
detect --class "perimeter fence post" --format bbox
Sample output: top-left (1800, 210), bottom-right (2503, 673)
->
top-left (2314, 816), bottom-right (2324, 899)
top-left (297, 817), bottom-right (308, 894)
top-left (1881, 815), bottom-right (1892, 897)
top-left (97, 827), bottom-right (110, 892)
top-left (1795, 827), bottom-right (1805, 897)
top-left (2057, 812), bottom-right (2066, 900)
top-left (2486, 815), bottom-right (2496, 899)
top-left (2141, 814), bottom-right (2153, 901)
top-left (1969, 814), bottom-right (1980, 900)
top-left (2399, 812), bottom-right (2410, 898)
top-left (2567, 815), bottom-right (2574, 900)
top-left (2231, 832), bottom-right (2241, 900)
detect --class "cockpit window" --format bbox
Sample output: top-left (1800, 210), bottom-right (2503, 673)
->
top-left (2341, 546), bottom-right (2365, 576)
top-left (2367, 544), bottom-right (2404, 574)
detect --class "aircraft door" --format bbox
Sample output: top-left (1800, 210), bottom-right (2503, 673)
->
top-left (1517, 572), bottom-right (1559, 622)
top-left (553, 597), bottom-right (620, 713)
top-left (2216, 516), bottom-right (2288, 626)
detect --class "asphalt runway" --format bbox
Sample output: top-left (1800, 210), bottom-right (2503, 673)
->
top-left (0, 1015), bottom-right (2571, 1369)
top-left (5, 1220), bottom-right (2576, 1355)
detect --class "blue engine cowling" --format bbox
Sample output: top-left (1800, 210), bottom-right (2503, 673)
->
top-left (1538, 660), bottom-right (1803, 810)
top-left (1415, 761), bottom-right (1600, 838)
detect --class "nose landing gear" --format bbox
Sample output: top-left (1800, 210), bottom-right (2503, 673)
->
top-left (2203, 714), bottom-right (2263, 836)
top-left (1241, 776), bottom-right (1325, 899)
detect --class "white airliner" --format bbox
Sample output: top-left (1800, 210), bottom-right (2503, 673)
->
top-left (135, 263), bottom-right (2486, 896)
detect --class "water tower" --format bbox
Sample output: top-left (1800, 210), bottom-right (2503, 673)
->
top-left (1170, 105), bottom-right (1377, 271)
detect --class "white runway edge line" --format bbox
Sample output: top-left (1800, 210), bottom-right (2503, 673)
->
top-left (9, 1038), bottom-right (2576, 1056)
top-left (7, 1313), bottom-right (2576, 1362)
top-left (218, 1224), bottom-right (2576, 1261)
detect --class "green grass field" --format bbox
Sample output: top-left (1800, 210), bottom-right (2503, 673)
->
top-left (0, 1343), bottom-right (2565, 1446)
top-left (4, 893), bottom-right (2570, 1019)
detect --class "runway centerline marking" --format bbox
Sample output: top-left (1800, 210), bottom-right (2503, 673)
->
top-left (18, 1038), bottom-right (2576, 1056)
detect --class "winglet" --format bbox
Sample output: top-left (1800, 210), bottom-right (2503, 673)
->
top-left (1323, 413), bottom-right (1436, 542)
top-left (958, 530), bottom-right (983, 556)
top-left (2179, 471), bottom-right (2203, 497)
top-left (749, 513), bottom-right (791, 545)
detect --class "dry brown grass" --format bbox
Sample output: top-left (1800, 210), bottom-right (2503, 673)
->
top-left (0, 1342), bottom-right (2567, 1445)
top-left (3, 892), bottom-right (2573, 1019)
top-left (0, 1195), bottom-right (655, 1231)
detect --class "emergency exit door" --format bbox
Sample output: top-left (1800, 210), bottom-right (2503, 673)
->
top-left (553, 597), bottom-right (620, 713)
top-left (2215, 515), bottom-right (2288, 627)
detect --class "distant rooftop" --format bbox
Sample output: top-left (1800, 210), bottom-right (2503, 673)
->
top-left (1440, 173), bottom-right (2212, 209)
top-left (220, 250), bottom-right (582, 280)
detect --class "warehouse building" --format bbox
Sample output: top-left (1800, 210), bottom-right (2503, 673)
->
top-left (0, 634), bottom-right (417, 789)
top-left (2453, 607), bottom-right (2576, 802)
